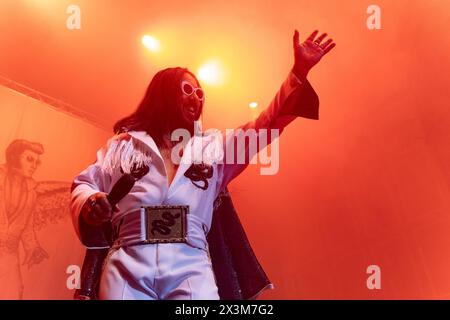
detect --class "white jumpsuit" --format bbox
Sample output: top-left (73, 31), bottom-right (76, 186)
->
top-left (70, 71), bottom-right (304, 300)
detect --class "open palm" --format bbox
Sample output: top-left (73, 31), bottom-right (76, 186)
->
top-left (292, 30), bottom-right (336, 79)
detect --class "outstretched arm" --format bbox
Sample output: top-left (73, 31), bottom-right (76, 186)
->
top-left (216, 29), bottom-right (336, 193)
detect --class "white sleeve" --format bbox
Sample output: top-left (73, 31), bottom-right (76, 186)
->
top-left (70, 138), bottom-right (114, 241)
top-left (216, 70), bottom-right (318, 195)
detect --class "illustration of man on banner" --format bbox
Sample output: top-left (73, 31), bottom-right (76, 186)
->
top-left (0, 139), bottom-right (71, 299)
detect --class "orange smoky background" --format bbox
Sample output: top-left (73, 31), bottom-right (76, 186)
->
top-left (0, 0), bottom-right (449, 299)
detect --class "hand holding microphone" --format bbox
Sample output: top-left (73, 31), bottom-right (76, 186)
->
top-left (81, 192), bottom-right (119, 226)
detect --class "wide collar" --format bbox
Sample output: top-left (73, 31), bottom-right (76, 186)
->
top-left (126, 130), bottom-right (163, 161)
top-left (126, 127), bottom-right (220, 166)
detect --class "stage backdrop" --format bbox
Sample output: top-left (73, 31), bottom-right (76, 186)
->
top-left (0, 84), bottom-right (110, 299)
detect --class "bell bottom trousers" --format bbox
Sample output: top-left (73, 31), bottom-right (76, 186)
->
top-left (99, 242), bottom-right (219, 300)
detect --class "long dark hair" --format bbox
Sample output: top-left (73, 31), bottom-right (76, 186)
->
top-left (113, 67), bottom-right (201, 147)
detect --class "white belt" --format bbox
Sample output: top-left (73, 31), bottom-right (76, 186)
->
top-left (111, 208), bottom-right (209, 251)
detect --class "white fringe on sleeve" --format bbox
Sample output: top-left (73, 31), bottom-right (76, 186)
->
top-left (102, 137), bottom-right (152, 175)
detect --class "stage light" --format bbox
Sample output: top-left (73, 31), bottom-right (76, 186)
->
top-left (142, 35), bottom-right (160, 52)
top-left (197, 60), bottom-right (223, 85)
top-left (249, 102), bottom-right (258, 109)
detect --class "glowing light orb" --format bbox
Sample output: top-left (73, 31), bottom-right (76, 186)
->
top-left (249, 102), bottom-right (259, 109)
top-left (142, 35), bottom-right (160, 52)
top-left (197, 60), bottom-right (224, 85)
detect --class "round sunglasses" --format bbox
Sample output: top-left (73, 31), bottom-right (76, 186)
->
top-left (181, 81), bottom-right (205, 101)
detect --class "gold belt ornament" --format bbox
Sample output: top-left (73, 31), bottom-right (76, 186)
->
top-left (142, 205), bottom-right (189, 243)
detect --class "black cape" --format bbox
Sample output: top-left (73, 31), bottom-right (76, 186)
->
top-left (206, 79), bottom-right (319, 299)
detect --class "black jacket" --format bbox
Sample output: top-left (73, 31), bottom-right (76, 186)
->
top-left (207, 79), bottom-right (319, 299)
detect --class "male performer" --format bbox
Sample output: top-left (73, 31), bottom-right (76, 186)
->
top-left (71, 29), bottom-right (335, 299)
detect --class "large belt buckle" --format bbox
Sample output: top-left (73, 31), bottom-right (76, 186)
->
top-left (142, 205), bottom-right (189, 244)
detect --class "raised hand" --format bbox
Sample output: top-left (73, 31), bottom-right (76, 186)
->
top-left (292, 29), bottom-right (336, 80)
